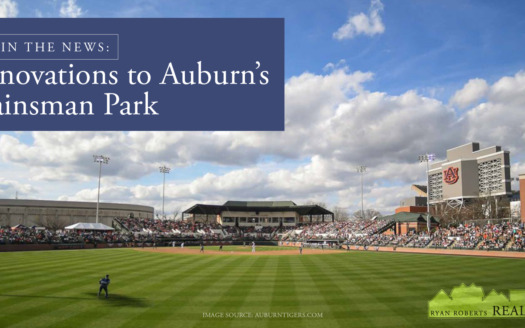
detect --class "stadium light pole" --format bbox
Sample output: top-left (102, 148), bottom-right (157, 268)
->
top-left (93, 155), bottom-right (110, 224)
top-left (356, 166), bottom-right (367, 220)
top-left (159, 165), bottom-right (171, 219)
top-left (418, 154), bottom-right (435, 233)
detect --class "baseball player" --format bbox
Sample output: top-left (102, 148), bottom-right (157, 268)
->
top-left (98, 274), bottom-right (110, 299)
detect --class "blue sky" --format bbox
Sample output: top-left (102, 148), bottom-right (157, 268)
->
top-left (12, 0), bottom-right (525, 98)
top-left (1, 0), bottom-right (525, 216)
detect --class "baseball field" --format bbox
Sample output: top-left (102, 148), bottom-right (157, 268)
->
top-left (1, 247), bottom-right (524, 328)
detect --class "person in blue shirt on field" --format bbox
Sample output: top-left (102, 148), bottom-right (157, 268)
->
top-left (98, 274), bottom-right (110, 298)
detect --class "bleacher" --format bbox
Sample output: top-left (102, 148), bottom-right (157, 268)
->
top-left (2, 217), bottom-right (524, 251)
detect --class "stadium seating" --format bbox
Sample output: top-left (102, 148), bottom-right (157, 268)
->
top-left (1, 218), bottom-right (524, 252)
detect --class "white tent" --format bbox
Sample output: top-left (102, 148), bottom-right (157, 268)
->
top-left (64, 222), bottom-right (114, 231)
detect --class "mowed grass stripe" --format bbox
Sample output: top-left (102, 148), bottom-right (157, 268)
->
top-left (2, 250), bottom-right (525, 328)
top-left (264, 255), bottom-right (303, 327)
top-left (280, 256), bottom-right (322, 328)
top-left (0, 249), bottom-right (133, 274)
top-left (117, 255), bottom-right (247, 328)
top-left (295, 255), bottom-right (354, 328)
top-left (345, 253), bottom-right (520, 302)
top-left (224, 256), bottom-right (279, 328)
top-left (0, 249), bottom-right (147, 292)
top-left (150, 255), bottom-right (257, 328)
top-left (0, 250), bottom-right (176, 312)
top-left (157, 256), bottom-right (259, 327)
top-left (324, 252), bottom-right (525, 328)
top-left (192, 256), bottom-right (269, 328)
top-left (315, 254), bottom-right (414, 327)
top-left (6, 252), bottom-right (215, 328)
top-left (183, 256), bottom-right (268, 328)
top-left (42, 253), bottom-right (226, 328)
top-left (153, 255), bottom-right (262, 328)
top-left (0, 251), bottom-right (200, 327)
top-left (333, 253), bottom-right (430, 305)
top-left (328, 253), bottom-right (469, 319)
top-left (0, 251), bottom-right (125, 285)
top-left (77, 254), bottom-right (225, 328)
top-left (303, 253), bottom-right (410, 328)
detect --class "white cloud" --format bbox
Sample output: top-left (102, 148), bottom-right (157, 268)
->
top-left (0, 65), bottom-right (460, 216)
top-left (0, 178), bottom-right (37, 198)
top-left (450, 78), bottom-right (489, 108)
top-left (338, 184), bottom-right (413, 214)
top-left (465, 71), bottom-right (525, 155)
top-left (0, 0), bottom-right (17, 18)
top-left (333, 0), bottom-right (385, 40)
top-left (2, 65), bottom-right (525, 215)
top-left (57, 155), bottom-right (432, 216)
top-left (0, 132), bottom-right (150, 181)
top-left (60, 0), bottom-right (83, 18)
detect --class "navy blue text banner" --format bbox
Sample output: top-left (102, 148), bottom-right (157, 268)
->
top-left (0, 18), bottom-right (284, 131)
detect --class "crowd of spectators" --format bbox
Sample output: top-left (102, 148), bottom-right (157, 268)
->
top-left (0, 226), bottom-right (54, 244)
top-left (431, 228), bottom-right (455, 248)
top-left (291, 220), bottom-right (378, 241)
top-left (116, 217), bottom-right (283, 241)
top-left (406, 233), bottom-right (433, 248)
top-left (0, 225), bottom-right (136, 245)
top-left (2, 218), bottom-right (524, 251)
top-left (473, 223), bottom-right (515, 250)
top-left (509, 234), bottom-right (525, 251)
top-left (280, 219), bottom-right (525, 251)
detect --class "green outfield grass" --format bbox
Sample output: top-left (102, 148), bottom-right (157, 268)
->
top-left (187, 245), bottom-right (299, 252)
top-left (1, 248), bottom-right (524, 328)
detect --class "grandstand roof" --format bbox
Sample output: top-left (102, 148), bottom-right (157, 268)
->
top-left (223, 200), bottom-right (297, 207)
top-left (0, 198), bottom-right (153, 212)
top-left (379, 212), bottom-right (440, 223)
top-left (64, 222), bottom-right (115, 231)
top-left (411, 184), bottom-right (428, 196)
top-left (183, 202), bottom-right (333, 216)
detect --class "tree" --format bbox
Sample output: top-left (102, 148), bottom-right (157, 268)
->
top-left (172, 206), bottom-right (181, 221)
top-left (305, 201), bottom-right (327, 208)
top-left (495, 197), bottom-right (511, 219)
top-left (36, 215), bottom-right (67, 231)
top-left (434, 194), bottom-right (513, 227)
top-left (332, 207), bottom-right (349, 221)
top-left (352, 209), bottom-right (382, 220)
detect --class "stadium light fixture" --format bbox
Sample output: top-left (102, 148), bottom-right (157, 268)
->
top-left (159, 165), bottom-right (171, 219)
top-left (356, 166), bottom-right (367, 220)
top-left (93, 155), bottom-right (110, 224)
top-left (418, 154), bottom-right (435, 233)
